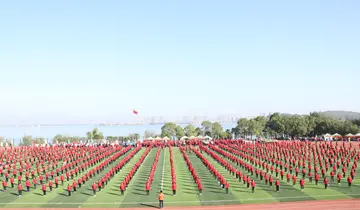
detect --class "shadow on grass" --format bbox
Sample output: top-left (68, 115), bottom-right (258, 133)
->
top-left (34, 192), bottom-right (43, 196)
top-left (107, 192), bottom-right (120, 196)
top-left (57, 192), bottom-right (68, 196)
top-left (208, 190), bottom-right (223, 194)
top-left (140, 203), bottom-right (158, 209)
top-left (132, 192), bottom-right (145, 196)
top-left (183, 190), bottom-right (199, 195)
top-left (10, 192), bottom-right (18, 196)
top-left (81, 192), bottom-right (93, 196)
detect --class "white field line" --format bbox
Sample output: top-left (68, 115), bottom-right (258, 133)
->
top-left (161, 147), bottom-right (166, 190)
top-left (2, 193), bottom-right (360, 205)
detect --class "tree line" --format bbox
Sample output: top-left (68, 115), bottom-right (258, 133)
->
top-left (1, 112), bottom-right (359, 146)
top-left (160, 112), bottom-right (360, 139)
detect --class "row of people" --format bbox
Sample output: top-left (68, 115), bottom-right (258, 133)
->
top-left (191, 147), bottom-right (229, 193)
top-left (119, 147), bottom-right (152, 195)
top-left (179, 147), bottom-right (203, 194)
top-left (213, 142), bottom-right (356, 192)
top-left (169, 147), bottom-right (177, 196)
top-left (145, 148), bottom-right (161, 195)
top-left (3, 146), bottom-right (133, 197)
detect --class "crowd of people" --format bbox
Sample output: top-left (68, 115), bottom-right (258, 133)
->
top-left (0, 139), bottom-right (358, 199)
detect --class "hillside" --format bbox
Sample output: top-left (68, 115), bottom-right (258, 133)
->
top-left (319, 111), bottom-right (360, 120)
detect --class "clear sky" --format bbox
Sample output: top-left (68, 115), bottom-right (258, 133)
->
top-left (0, 0), bottom-right (359, 125)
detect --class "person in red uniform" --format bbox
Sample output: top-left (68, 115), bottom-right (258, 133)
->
top-left (10, 177), bottom-right (14, 188)
top-left (300, 178), bottom-right (305, 190)
top-left (2, 180), bottom-right (7, 192)
top-left (264, 173), bottom-right (269, 185)
top-left (251, 180), bottom-right (256, 193)
top-left (55, 177), bottom-right (59, 188)
top-left (78, 178), bottom-right (82, 188)
top-left (225, 182), bottom-right (229, 194)
top-left (246, 176), bottom-right (251, 188)
top-left (347, 176), bottom-right (352, 187)
top-left (72, 180), bottom-right (77, 192)
top-left (17, 183), bottom-right (22, 196)
top-left (18, 174), bottom-right (22, 184)
top-left (292, 174), bottom-right (297, 186)
top-left (98, 180), bottom-right (102, 192)
top-left (42, 183), bottom-right (47, 196)
top-left (337, 173), bottom-right (342, 184)
top-left (324, 177), bottom-right (329, 189)
top-left (269, 176), bottom-right (273, 186)
top-left (39, 175), bottom-right (44, 184)
top-left (145, 182), bottom-right (150, 195)
top-left (275, 178), bottom-right (280, 192)
top-left (25, 179), bottom-right (31, 192)
top-left (92, 182), bottom-right (97, 196)
top-left (67, 184), bottom-right (72, 196)
top-left (315, 173), bottom-right (320, 185)
top-left (308, 171), bottom-right (313, 183)
top-left (330, 171), bottom-right (335, 182)
top-left (32, 177), bottom-right (37, 189)
top-left (60, 175), bottom-right (64, 186)
top-left (198, 182), bottom-right (203, 195)
top-left (120, 183), bottom-right (125, 195)
top-left (49, 180), bottom-right (53, 192)
top-left (172, 182), bottom-right (176, 196)
top-left (284, 172), bottom-right (289, 183)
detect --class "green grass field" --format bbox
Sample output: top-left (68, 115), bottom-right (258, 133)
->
top-left (0, 146), bottom-right (359, 208)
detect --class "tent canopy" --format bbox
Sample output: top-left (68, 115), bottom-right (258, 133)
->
top-left (180, 136), bottom-right (188, 140)
top-left (345, 133), bottom-right (354, 137)
top-left (332, 133), bottom-right (341, 137)
top-left (162, 136), bottom-right (170, 140)
top-left (155, 136), bottom-right (162, 140)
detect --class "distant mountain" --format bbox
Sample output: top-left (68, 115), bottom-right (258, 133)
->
top-left (319, 111), bottom-right (360, 120)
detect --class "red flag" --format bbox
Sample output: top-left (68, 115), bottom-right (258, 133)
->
top-left (133, 109), bottom-right (138, 115)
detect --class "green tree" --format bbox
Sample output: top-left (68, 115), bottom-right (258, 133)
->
top-left (231, 127), bottom-right (239, 138)
top-left (253, 116), bottom-right (267, 136)
top-left (235, 118), bottom-right (249, 137)
top-left (175, 125), bottom-right (185, 140)
top-left (20, 135), bottom-right (33, 146)
top-left (106, 136), bottom-right (118, 143)
top-left (248, 119), bottom-right (258, 138)
top-left (211, 122), bottom-right (223, 138)
top-left (221, 129), bottom-right (232, 139)
top-left (267, 113), bottom-right (285, 137)
top-left (86, 128), bottom-right (104, 140)
top-left (201, 121), bottom-right (212, 136)
top-left (194, 127), bottom-right (202, 136)
top-left (287, 115), bottom-right (308, 138)
top-left (352, 119), bottom-right (360, 127)
top-left (184, 124), bottom-right (196, 136)
top-left (161, 122), bottom-right (177, 138)
top-left (34, 137), bottom-right (45, 144)
top-left (305, 115), bottom-right (316, 137)
top-left (134, 133), bottom-right (140, 141)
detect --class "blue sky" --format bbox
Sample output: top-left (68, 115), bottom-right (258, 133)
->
top-left (0, 0), bottom-right (359, 124)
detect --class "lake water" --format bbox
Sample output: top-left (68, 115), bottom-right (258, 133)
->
top-left (0, 123), bottom-right (237, 144)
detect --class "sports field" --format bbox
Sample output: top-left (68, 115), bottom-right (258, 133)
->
top-left (0, 141), bottom-right (359, 208)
